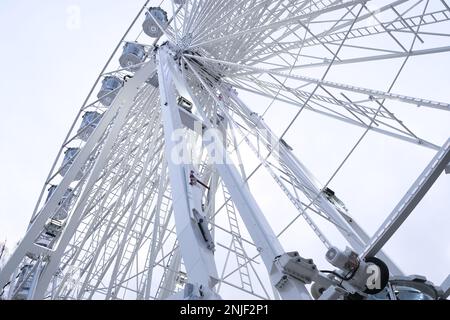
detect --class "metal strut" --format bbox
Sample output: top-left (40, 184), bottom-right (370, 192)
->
top-left (361, 138), bottom-right (450, 259)
top-left (157, 49), bottom-right (220, 299)
top-left (168, 53), bottom-right (313, 299)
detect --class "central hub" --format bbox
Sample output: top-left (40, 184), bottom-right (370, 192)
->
top-left (163, 33), bottom-right (195, 61)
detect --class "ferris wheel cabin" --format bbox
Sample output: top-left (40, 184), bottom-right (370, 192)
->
top-left (77, 111), bottom-right (103, 142)
top-left (97, 76), bottom-right (123, 106)
top-left (45, 185), bottom-right (74, 221)
top-left (143, 7), bottom-right (168, 38)
top-left (60, 148), bottom-right (84, 181)
top-left (119, 42), bottom-right (146, 71)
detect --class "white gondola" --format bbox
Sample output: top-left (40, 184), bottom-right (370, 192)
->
top-left (119, 42), bottom-right (146, 71)
top-left (34, 186), bottom-right (68, 249)
top-left (46, 185), bottom-right (74, 221)
top-left (142, 7), bottom-right (168, 38)
top-left (77, 111), bottom-right (102, 142)
top-left (14, 265), bottom-right (34, 300)
top-left (97, 76), bottom-right (123, 106)
top-left (60, 148), bottom-right (83, 180)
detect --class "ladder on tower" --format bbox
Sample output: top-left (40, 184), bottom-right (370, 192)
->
top-left (221, 182), bottom-right (253, 292)
top-left (137, 187), bottom-right (173, 299)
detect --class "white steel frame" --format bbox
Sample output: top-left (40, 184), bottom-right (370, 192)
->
top-left (1, 0), bottom-right (449, 300)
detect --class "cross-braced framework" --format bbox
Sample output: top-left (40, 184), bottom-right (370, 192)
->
top-left (1, 0), bottom-right (450, 300)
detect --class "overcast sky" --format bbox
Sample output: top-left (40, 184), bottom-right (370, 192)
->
top-left (0, 0), bottom-right (449, 295)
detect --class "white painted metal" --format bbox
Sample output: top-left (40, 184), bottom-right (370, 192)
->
top-left (361, 138), bottom-right (450, 260)
top-left (157, 48), bottom-right (219, 298)
top-left (441, 275), bottom-right (450, 299)
top-left (175, 72), bottom-right (311, 298)
top-left (1, 0), bottom-right (449, 300)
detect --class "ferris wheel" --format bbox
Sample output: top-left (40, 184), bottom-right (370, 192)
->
top-left (0, 0), bottom-right (449, 300)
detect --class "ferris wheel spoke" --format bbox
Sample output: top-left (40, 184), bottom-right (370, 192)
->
top-left (65, 121), bottom-right (165, 298)
top-left (219, 90), bottom-right (372, 241)
top-left (184, 62), bottom-right (348, 249)
top-left (224, 112), bottom-right (337, 249)
top-left (224, 77), bottom-right (440, 150)
top-left (211, 0), bottom-right (355, 51)
top-left (193, 0), bottom-right (298, 55)
top-left (203, 1), bottom-right (294, 62)
top-left (214, 182), bottom-right (261, 293)
top-left (235, 75), bottom-right (414, 133)
top-left (140, 179), bottom-right (174, 299)
top-left (221, 1), bottom-right (444, 153)
top-left (184, 53), bottom-right (450, 113)
top-left (50, 85), bottom-right (165, 298)
top-left (103, 123), bottom-right (169, 299)
top-left (250, 32), bottom-right (450, 71)
top-left (245, 0), bottom-right (427, 64)
top-left (154, 242), bottom-right (180, 299)
top-left (184, 0), bottom-right (221, 37)
top-left (188, 0), bottom-right (240, 40)
top-left (99, 159), bottom-right (171, 299)
top-left (72, 190), bottom-right (172, 300)
top-left (226, 100), bottom-right (406, 275)
top-left (189, 0), bottom-right (365, 49)
top-left (191, 0), bottom-right (275, 44)
top-left (219, 76), bottom-right (431, 160)
top-left (278, 2), bottom-right (360, 61)
top-left (72, 153), bottom-right (162, 254)
top-left (243, 4), bottom-right (364, 63)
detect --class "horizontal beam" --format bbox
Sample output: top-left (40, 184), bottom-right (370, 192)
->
top-left (361, 138), bottom-right (450, 259)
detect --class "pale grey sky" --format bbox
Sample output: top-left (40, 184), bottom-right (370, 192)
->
top-left (0, 0), bottom-right (449, 295)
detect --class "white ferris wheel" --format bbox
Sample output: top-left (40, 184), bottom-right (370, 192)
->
top-left (0, 0), bottom-right (449, 300)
